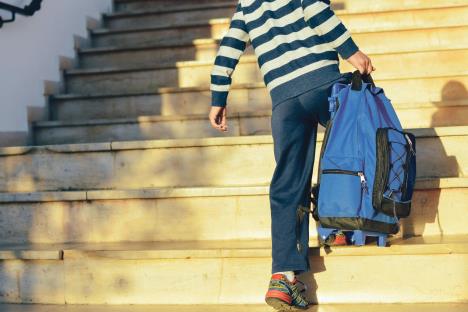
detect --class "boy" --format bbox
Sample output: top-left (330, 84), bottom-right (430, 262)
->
top-left (208, 0), bottom-right (374, 309)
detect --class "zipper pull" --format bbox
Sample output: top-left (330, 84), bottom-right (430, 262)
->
top-left (358, 172), bottom-right (368, 194)
top-left (405, 134), bottom-right (415, 155)
top-left (328, 96), bottom-right (337, 113)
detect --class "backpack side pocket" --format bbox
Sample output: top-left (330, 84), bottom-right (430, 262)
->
top-left (372, 128), bottom-right (416, 218)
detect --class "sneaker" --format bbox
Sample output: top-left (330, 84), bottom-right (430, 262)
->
top-left (265, 273), bottom-right (311, 311)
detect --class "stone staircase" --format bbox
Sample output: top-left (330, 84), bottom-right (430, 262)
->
top-left (0, 0), bottom-right (467, 310)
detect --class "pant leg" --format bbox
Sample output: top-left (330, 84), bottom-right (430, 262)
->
top-left (269, 73), bottom-right (352, 275)
top-left (270, 96), bottom-right (318, 275)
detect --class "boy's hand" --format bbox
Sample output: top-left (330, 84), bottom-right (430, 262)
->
top-left (346, 50), bottom-right (375, 75)
top-left (209, 106), bottom-right (228, 132)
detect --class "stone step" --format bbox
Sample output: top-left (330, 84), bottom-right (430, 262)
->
top-left (0, 178), bottom-right (465, 244)
top-left (103, 3), bottom-right (468, 33)
top-left (36, 100), bottom-right (468, 144)
top-left (114, 0), bottom-right (235, 13)
top-left (105, 2), bottom-right (236, 30)
top-left (1, 303), bottom-right (467, 312)
top-left (90, 14), bottom-right (468, 50)
top-left (0, 303), bottom-right (468, 312)
top-left (113, 0), bottom-right (468, 14)
top-left (50, 72), bottom-right (468, 119)
top-left (0, 236), bottom-right (466, 304)
top-left (65, 50), bottom-right (468, 95)
top-left (0, 127), bottom-right (465, 192)
top-left (79, 26), bottom-right (468, 68)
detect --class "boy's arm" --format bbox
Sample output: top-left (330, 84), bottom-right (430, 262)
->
top-left (210, 2), bottom-right (250, 107)
top-left (301, 0), bottom-right (359, 59)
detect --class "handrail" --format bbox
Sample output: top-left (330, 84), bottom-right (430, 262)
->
top-left (0, 0), bottom-right (42, 28)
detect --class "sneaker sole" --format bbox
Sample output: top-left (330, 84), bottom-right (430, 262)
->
top-left (265, 297), bottom-right (309, 311)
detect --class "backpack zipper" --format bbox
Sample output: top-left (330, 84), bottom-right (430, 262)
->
top-left (321, 169), bottom-right (368, 193)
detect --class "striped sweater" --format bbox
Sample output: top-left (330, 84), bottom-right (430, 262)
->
top-left (210, 0), bottom-right (359, 108)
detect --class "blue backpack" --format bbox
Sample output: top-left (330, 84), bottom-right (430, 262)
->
top-left (312, 71), bottom-right (416, 235)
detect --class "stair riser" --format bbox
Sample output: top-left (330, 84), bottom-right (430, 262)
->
top-left (106, 6), bottom-right (235, 30)
top-left (0, 260), bottom-right (63, 304)
top-left (36, 105), bottom-right (468, 144)
top-left (91, 22), bottom-right (468, 53)
top-left (106, 6), bottom-right (467, 33)
top-left (1, 253), bottom-right (465, 304)
top-left (62, 253), bottom-right (468, 304)
top-left (81, 24), bottom-right (468, 68)
top-left (51, 71), bottom-right (468, 119)
top-left (78, 47), bottom-right (466, 87)
top-left (114, 0), bottom-right (234, 12)
top-left (34, 115), bottom-right (271, 144)
top-left (341, 6), bottom-right (467, 32)
top-left (0, 133), bottom-right (465, 192)
top-left (66, 49), bottom-right (468, 95)
top-left (79, 41), bottom-right (229, 69)
top-left (91, 23), bottom-right (224, 48)
top-left (50, 88), bottom-right (269, 120)
top-left (112, 0), bottom-right (467, 14)
top-left (67, 60), bottom-right (266, 95)
top-left (0, 185), bottom-right (465, 244)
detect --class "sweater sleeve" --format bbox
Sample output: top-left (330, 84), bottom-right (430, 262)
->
top-left (210, 1), bottom-right (250, 107)
top-left (301, 0), bottom-right (359, 59)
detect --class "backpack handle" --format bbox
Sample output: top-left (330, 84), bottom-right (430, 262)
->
top-left (351, 70), bottom-right (375, 91)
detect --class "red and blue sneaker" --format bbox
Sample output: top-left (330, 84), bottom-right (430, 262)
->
top-left (265, 273), bottom-right (311, 310)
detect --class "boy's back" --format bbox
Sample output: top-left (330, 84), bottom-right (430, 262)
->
top-left (210, 0), bottom-right (360, 108)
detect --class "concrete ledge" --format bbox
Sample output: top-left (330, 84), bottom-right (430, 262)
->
top-left (66, 49), bottom-right (468, 76)
top-left (92, 22), bottom-right (464, 37)
top-left (80, 25), bottom-right (468, 55)
top-left (64, 236), bottom-right (468, 260)
top-left (0, 177), bottom-right (464, 203)
top-left (106, 1), bottom-right (468, 19)
top-left (0, 236), bottom-right (465, 260)
top-left (0, 303), bottom-right (467, 312)
top-left (1, 126), bottom-right (467, 155)
top-left (0, 191), bottom-right (87, 203)
top-left (79, 38), bottom-right (220, 55)
top-left (0, 249), bottom-right (62, 260)
top-left (105, 1), bottom-right (235, 18)
top-left (0, 237), bottom-right (466, 304)
top-left (36, 99), bottom-right (468, 129)
top-left (34, 111), bottom-right (273, 128)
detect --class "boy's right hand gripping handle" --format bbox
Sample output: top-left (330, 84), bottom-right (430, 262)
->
top-left (351, 70), bottom-right (375, 91)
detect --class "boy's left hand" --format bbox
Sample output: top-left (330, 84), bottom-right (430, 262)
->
top-left (209, 106), bottom-right (228, 132)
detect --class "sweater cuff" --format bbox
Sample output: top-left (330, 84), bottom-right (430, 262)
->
top-left (335, 37), bottom-right (359, 60)
top-left (211, 91), bottom-right (228, 107)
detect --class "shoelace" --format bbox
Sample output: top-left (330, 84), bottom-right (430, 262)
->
top-left (294, 279), bottom-right (308, 294)
top-left (290, 281), bottom-right (310, 306)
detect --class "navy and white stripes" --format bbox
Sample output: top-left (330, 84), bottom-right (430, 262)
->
top-left (210, 0), bottom-right (359, 108)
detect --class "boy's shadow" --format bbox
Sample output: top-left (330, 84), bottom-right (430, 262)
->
top-left (300, 249), bottom-right (326, 305)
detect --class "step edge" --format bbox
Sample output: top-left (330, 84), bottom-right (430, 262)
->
top-left (38, 99), bottom-right (468, 128)
top-left (79, 26), bottom-right (468, 55)
top-left (105, 2), bottom-right (468, 20)
top-left (90, 19), bottom-right (468, 36)
top-left (69, 48), bottom-right (468, 75)
top-left (52, 72), bottom-right (468, 99)
top-left (105, 1), bottom-right (236, 19)
top-left (1, 126), bottom-right (467, 156)
top-left (0, 177), bottom-right (465, 203)
top-left (1, 235), bottom-right (466, 260)
top-left (34, 111), bottom-right (273, 128)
